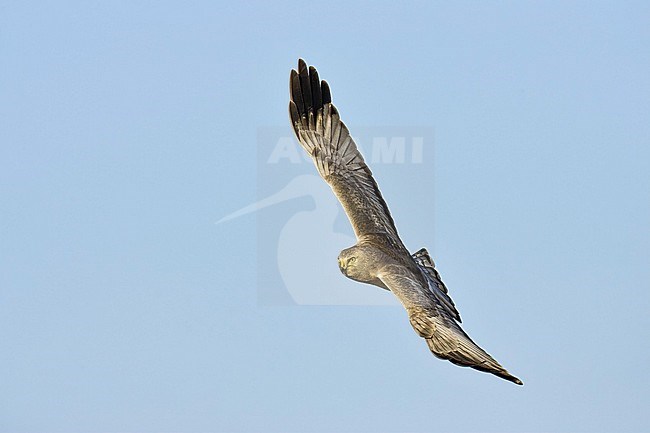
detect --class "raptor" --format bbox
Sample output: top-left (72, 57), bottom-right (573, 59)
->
top-left (288, 59), bottom-right (522, 385)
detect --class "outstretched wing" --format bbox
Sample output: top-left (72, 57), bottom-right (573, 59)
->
top-left (378, 264), bottom-right (523, 385)
top-left (289, 59), bottom-right (405, 251)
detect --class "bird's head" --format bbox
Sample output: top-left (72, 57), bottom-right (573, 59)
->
top-left (337, 247), bottom-right (358, 274)
top-left (337, 245), bottom-right (378, 283)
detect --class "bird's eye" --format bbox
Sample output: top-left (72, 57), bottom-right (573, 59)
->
top-left (347, 257), bottom-right (357, 265)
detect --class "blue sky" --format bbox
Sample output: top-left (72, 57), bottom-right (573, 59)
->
top-left (1, 1), bottom-right (649, 432)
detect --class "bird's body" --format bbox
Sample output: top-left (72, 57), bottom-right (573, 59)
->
top-left (288, 59), bottom-right (523, 385)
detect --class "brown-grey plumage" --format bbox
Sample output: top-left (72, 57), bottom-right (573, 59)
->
top-left (288, 59), bottom-right (523, 386)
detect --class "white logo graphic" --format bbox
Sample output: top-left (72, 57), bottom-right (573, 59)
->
top-left (218, 127), bottom-right (433, 306)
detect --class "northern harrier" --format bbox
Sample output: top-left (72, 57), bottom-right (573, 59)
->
top-left (288, 59), bottom-right (523, 385)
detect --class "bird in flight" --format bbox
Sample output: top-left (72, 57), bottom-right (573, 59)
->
top-left (288, 59), bottom-right (522, 385)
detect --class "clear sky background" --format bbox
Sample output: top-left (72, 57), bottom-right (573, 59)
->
top-left (1, 1), bottom-right (649, 432)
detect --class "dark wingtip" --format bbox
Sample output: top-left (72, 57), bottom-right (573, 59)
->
top-left (298, 59), bottom-right (312, 110)
top-left (309, 65), bottom-right (322, 111)
top-left (288, 101), bottom-right (300, 137)
top-left (288, 101), bottom-right (299, 124)
top-left (321, 80), bottom-right (331, 104)
top-left (502, 372), bottom-right (524, 386)
top-left (486, 365), bottom-right (523, 385)
top-left (290, 60), bottom-right (330, 130)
